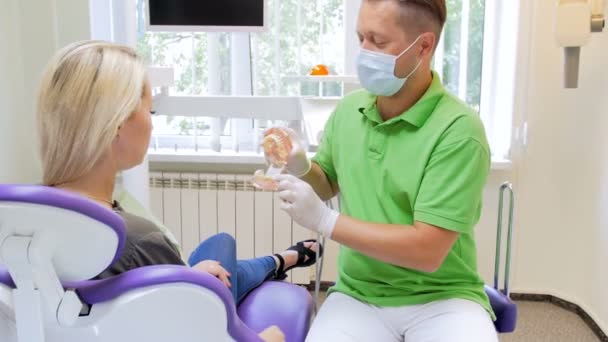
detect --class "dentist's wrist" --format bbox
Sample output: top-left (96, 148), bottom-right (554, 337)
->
top-left (317, 207), bottom-right (339, 239)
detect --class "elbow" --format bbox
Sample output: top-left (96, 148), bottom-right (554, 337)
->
top-left (399, 224), bottom-right (457, 273)
top-left (404, 253), bottom-right (446, 273)
top-left (420, 258), bottom-right (443, 273)
top-left (393, 258), bottom-right (441, 273)
top-left (422, 252), bottom-right (450, 273)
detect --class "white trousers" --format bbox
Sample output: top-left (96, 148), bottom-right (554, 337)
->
top-left (306, 292), bottom-right (498, 342)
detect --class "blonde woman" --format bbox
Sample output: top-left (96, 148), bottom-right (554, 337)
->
top-left (36, 40), bottom-right (321, 342)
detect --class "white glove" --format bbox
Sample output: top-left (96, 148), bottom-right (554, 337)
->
top-left (280, 128), bottom-right (312, 177)
top-left (274, 174), bottom-right (339, 238)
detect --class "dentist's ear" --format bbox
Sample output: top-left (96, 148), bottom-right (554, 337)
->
top-left (419, 32), bottom-right (436, 58)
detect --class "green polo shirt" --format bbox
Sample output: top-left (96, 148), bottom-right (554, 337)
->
top-left (313, 71), bottom-right (494, 319)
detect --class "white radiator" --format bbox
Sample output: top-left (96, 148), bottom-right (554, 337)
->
top-left (149, 172), bottom-right (315, 284)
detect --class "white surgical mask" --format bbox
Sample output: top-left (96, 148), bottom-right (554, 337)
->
top-left (356, 36), bottom-right (423, 96)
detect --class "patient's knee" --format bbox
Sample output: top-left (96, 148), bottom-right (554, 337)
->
top-left (212, 232), bottom-right (236, 248)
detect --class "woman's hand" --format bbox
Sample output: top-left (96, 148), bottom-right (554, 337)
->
top-left (192, 260), bottom-right (231, 288)
top-left (258, 325), bottom-right (285, 342)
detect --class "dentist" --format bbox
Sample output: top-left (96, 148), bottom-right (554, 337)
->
top-left (274, 0), bottom-right (497, 341)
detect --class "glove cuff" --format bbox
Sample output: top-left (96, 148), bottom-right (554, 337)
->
top-left (288, 157), bottom-right (312, 178)
top-left (318, 208), bottom-right (339, 239)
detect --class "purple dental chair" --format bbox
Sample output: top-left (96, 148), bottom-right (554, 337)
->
top-left (0, 184), bottom-right (313, 342)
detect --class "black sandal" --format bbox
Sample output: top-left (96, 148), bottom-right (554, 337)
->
top-left (273, 239), bottom-right (324, 280)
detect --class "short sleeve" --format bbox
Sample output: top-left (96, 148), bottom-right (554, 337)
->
top-left (312, 110), bottom-right (339, 183)
top-left (414, 138), bottom-right (490, 233)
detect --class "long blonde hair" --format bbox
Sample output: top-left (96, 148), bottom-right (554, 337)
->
top-left (37, 40), bottom-right (147, 186)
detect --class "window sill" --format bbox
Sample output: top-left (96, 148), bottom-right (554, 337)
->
top-left (282, 75), bottom-right (359, 84)
top-left (491, 157), bottom-right (512, 171)
top-left (148, 150), bottom-right (513, 171)
top-left (148, 149), bottom-right (303, 166)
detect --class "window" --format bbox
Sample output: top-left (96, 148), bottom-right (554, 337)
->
top-left (138, 0), bottom-right (503, 158)
top-left (438, 0), bottom-right (486, 112)
top-left (136, 0), bottom-right (344, 154)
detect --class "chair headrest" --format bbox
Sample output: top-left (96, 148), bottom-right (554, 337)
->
top-left (0, 185), bottom-right (126, 282)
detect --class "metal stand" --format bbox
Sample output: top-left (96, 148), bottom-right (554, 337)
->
top-left (494, 182), bottom-right (515, 296)
top-left (312, 198), bottom-right (339, 315)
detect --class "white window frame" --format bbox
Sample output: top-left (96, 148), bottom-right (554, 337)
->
top-left (479, 0), bottom-right (521, 161)
top-left (143, 0), bottom-right (348, 154)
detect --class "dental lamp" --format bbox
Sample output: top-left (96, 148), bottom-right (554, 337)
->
top-left (556, 0), bottom-right (606, 88)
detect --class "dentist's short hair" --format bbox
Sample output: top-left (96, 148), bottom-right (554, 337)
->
top-left (367, 0), bottom-right (447, 42)
top-left (399, 0), bottom-right (447, 28)
top-left (37, 40), bottom-right (147, 186)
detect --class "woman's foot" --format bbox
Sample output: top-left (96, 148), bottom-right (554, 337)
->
top-left (272, 240), bottom-right (323, 280)
top-left (273, 241), bottom-right (318, 271)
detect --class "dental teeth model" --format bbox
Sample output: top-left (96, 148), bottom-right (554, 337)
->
top-left (251, 127), bottom-right (293, 191)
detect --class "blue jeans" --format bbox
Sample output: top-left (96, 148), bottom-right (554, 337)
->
top-left (188, 233), bottom-right (277, 305)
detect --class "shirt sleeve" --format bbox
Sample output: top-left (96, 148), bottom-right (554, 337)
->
top-left (312, 109), bottom-right (339, 183)
top-left (414, 137), bottom-right (491, 233)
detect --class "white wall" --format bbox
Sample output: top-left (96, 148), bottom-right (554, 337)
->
top-left (0, 0), bottom-right (91, 183)
top-left (509, 0), bottom-right (608, 333)
top-left (0, 0), bottom-right (26, 182)
top-left (0, 0), bottom-right (37, 183)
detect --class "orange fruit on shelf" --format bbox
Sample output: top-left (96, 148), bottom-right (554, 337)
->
top-left (310, 64), bottom-right (330, 76)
